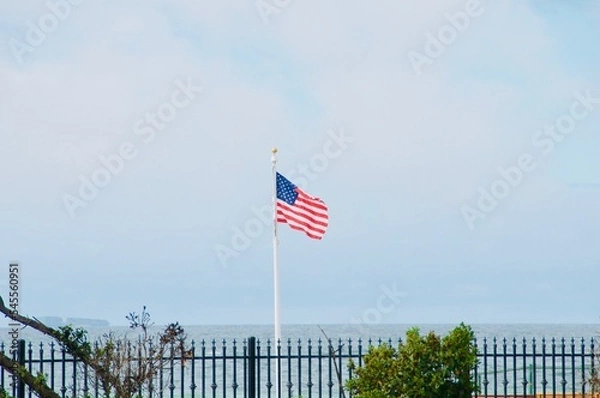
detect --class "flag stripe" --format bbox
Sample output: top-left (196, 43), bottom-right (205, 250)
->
top-left (276, 215), bottom-right (326, 239)
top-left (276, 205), bottom-right (328, 234)
top-left (276, 186), bottom-right (329, 239)
top-left (278, 199), bottom-right (328, 227)
top-left (277, 216), bottom-right (325, 239)
top-left (277, 203), bottom-right (328, 229)
top-left (296, 190), bottom-right (328, 211)
top-left (277, 208), bottom-right (327, 234)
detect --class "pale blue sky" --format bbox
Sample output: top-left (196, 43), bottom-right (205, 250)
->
top-left (0, 0), bottom-right (599, 328)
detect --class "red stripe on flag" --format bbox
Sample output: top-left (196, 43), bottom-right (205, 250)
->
top-left (276, 188), bottom-right (329, 239)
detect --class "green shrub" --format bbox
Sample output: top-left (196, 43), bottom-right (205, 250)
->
top-left (346, 323), bottom-right (479, 398)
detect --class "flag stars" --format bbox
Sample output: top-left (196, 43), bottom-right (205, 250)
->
top-left (276, 172), bottom-right (298, 205)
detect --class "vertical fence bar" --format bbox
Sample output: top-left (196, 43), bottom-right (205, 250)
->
top-left (357, 338), bottom-right (363, 368)
top-left (94, 341), bottom-right (99, 398)
top-left (190, 340), bottom-right (197, 398)
top-left (277, 338), bottom-right (282, 398)
top-left (482, 337), bottom-right (488, 397)
top-left (1, 342), bottom-right (4, 391)
top-left (248, 337), bottom-right (256, 398)
top-left (180, 342), bottom-right (186, 398)
top-left (318, 339), bottom-right (322, 398)
top-left (243, 339), bottom-right (248, 398)
top-left (337, 339), bottom-right (343, 398)
top-left (297, 339), bottom-right (302, 398)
top-left (570, 338), bottom-right (576, 396)
top-left (266, 339), bottom-right (272, 398)
top-left (581, 338), bottom-right (586, 396)
top-left (591, 338), bottom-right (596, 396)
top-left (11, 342), bottom-right (16, 398)
top-left (48, 342), bottom-right (55, 394)
top-left (327, 339), bottom-right (333, 398)
top-left (532, 338), bottom-right (537, 396)
top-left (211, 340), bottom-right (217, 398)
top-left (233, 339), bottom-right (238, 398)
top-left (551, 338), bottom-right (556, 398)
top-left (522, 338), bottom-right (529, 396)
top-left (201, 340), bottom-right (206, 398)
top-left (17, 339), bottom-right (25, 398)
top-left (347, 339), bottom-right (352, 398)
top-left (359, 337), bottom-right (366, 398)
top-left (159, 348), bottom-right (164, 398)
top-left (83, 360), bottom-right (88, 398)
top-left (169, 343), bottom-right (176, 398)
top-left (148, 340), bottom-right (154, 398)
top-left (561, 338), bottom-right (566, 396)
top-left (38, 343), bottom-right (44, 398)
top-left (492, 337), bottom-right (497, 397)
top-left (222, 340), bottom-right (227, 398)
top-left (542, 337), bottom-right (547, 398)
top-left (0, 342), bottom-right (4, 392)
top-left (473, 338), bottom-right (479, 396)
top-left (73, 352), bottom-right (78, 398)
top-left (61, 345), bottom-right (66, 398)
top-left (126, 342), bottom-right (132, 398)
top-left (286, 339), bottom-right (292, 398)
top-left (512, 338), bottom-right (517, 398)
top-left (307, 339), bottom-right (313, 398)
top-left (501, 338), bottom-right (507, 398)
top-left (257, 340), bottom-right (261, 398)
top-left (152, 340), bottom-right (160, 398)
top-left (136, 340), bottom-right (142, 398)
top-left (26, 341), bottom-right (32, 398)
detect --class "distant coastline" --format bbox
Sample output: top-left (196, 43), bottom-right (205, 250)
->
top-left (37, 316), bottom-right (110, 327)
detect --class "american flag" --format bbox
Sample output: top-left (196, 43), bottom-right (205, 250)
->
top-left (276, 172), bottom-right (329, 239)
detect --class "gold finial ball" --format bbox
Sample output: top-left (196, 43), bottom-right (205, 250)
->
top-left (272, 147), bottom-right (278, 154)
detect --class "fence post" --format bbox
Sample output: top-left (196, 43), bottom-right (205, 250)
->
top-left (248, 337), bottom-right (256, 398)
top-left (17, 339), bottom-right (25, 398)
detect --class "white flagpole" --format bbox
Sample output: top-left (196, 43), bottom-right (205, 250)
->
top-left (271, 147), bottom-right (281, 394)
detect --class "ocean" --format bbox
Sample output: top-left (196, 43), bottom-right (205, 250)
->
top-left (1, 323), bottom-right (598, 347)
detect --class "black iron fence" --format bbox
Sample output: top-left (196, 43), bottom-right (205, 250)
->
top-left (0, 336), bottom-right (597, 398)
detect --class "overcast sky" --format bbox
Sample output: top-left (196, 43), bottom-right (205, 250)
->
top-left (0, 0), bottom-right (599, 327)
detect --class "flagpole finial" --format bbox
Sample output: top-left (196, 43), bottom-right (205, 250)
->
top-left (272, 147), bottom-right (278, 154)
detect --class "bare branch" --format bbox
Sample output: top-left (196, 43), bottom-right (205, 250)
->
top-left (318, 325), bottom-right (347, 398)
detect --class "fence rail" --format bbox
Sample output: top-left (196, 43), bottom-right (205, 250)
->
top-left (0, 336), bottom-right (597, 398)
